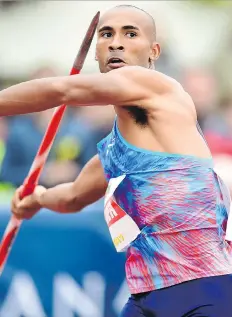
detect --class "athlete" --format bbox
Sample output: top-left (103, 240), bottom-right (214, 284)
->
top-left (7, 5), bottom-right (232, 317)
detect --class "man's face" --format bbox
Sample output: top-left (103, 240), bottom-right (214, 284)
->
top-left (96, 8), bottom-right (160, 73)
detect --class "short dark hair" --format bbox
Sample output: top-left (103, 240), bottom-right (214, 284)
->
top-left (114, 4), bottom-right (156, 40)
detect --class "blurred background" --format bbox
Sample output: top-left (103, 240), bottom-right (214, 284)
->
top-left (0, 0), bottom-right (232, 316)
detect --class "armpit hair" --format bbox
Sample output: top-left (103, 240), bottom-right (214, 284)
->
top-left (123, 106), bottom-right (148, 126)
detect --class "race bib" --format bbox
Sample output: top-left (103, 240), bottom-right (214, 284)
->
top-left (104, 175), bottom-right (141, 252)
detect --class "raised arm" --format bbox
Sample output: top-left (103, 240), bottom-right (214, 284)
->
top-left (61, 66), bottom-right (178, 107)
top-left (11, 155), bottom-right (108, 219)
top-left (0, 66), bottom-right (178, 116)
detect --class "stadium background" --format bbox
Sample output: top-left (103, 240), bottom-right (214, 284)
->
top-left (0, 1), bottom-right (232, 316)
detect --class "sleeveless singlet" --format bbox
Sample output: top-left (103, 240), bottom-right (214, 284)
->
top-left (97, 119), bottom-right (232, 294)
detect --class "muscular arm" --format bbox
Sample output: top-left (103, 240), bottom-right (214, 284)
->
top-left (0, 66), bottom-right (177, 116)
top-left (0, 79), bottom-right (64, 116)
top-left (37, 154), bottom-right (107, 213)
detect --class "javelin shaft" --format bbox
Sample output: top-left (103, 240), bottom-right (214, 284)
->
top-left (0, 11), bottom-right (100, 274)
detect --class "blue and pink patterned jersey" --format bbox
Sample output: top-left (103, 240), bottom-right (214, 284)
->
top-left (97, 120), bottom-right (232, 294)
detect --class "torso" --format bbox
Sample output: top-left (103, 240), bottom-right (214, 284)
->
top-left (97, 77), bottom-right (232, 295)
top-left (114, 85), bottom-right (212, 159)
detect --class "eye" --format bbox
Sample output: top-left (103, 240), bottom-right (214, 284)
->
top-left (126, 32), bottom-right (137, 38)
top-left (102, 32), bottom-right (112, 38)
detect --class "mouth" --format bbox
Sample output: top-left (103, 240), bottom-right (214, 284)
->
top-left (107, 57), bottom-right (126, 69)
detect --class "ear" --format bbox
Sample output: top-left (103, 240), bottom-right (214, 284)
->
top-left (150, 42), bottom-right (161, 63)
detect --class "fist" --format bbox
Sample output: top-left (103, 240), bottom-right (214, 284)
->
top-left (11, 185), bottom-right (46, 220)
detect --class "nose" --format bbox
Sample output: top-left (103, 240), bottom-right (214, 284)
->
top-left (108, 37), bottom-right (124, 51)
top-left (109, 44), bottom-right (124, 51)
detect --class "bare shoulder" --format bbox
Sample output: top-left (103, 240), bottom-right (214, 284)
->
top-left (134, 68), bottom-right (197, 118)
top-left (104, 66), bottom-right (195, 115)
top-left (107, 66), bottom-right (183, 95)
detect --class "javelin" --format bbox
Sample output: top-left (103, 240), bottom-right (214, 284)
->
top-left (0, 11), bottom-right (100, 275)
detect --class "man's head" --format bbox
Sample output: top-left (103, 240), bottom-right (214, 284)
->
top-left (95, 5), bottom-right (160, 73)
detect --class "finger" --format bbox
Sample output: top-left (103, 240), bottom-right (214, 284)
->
top-left (11, 187), bottom-right (22, 214)
top-left (12, 204), bottom-right (35, 219)
top-left (24, 209), bottom-right (39, 220)
top-left (17, 195), bottom-right (34, 209)
top-left (17, 206), bottom-right (39, 220)
top-left (11, 195), bottom-right (31, 219)
top-left (11, 204), bottom-right (23, 220)
top-left (14, 186), bottom-right (23, 206)
top-left (18, 187), bottom-right (45, 209)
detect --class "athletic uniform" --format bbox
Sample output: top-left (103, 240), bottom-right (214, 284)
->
top-left (97, 119), bottom-right (232, 316)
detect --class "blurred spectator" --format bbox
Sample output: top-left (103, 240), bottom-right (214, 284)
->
top-left (0, 110), bottom-right (76, 187)
top-left (0, 67), bottom-right (80, 188)
top-left (72, 106), bottom-right (115, 144)
top-left (214, 154), bottom-right (232, 195)
top-left (155, 24), bottom-right (181, 81)
top-left (202, 96), bottom-right (232, 195)
top-left (0, 66), bottom-right (115, 188)
top-left (64, 106), bottom-right (115, 165)
top-left (30, 108), bottom-right (81, 187)
top-left (181, 68), bottom-right (218, 130)
top-left (214, 29), bottom-right (232, 97)
top-left (0, 1), bottom-right (19, 10)
top-left (0, 118), bottom-right (8, 173)
top-left (204, 96), bottom-right (232, 156)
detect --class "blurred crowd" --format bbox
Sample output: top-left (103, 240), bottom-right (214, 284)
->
top-left (0, 66), bottom-right (116, 195)
top-left (0, 5), bottom-right (232, 202)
